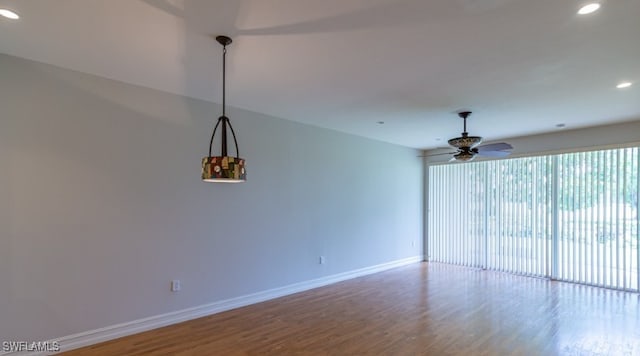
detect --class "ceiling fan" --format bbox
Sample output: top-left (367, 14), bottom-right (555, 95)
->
top-left (429, 111), bottom-right (513, 162)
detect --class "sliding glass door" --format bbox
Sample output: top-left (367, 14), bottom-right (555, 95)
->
top-left (555, 149), bottom-right (639, 291)
top-left (429, 163), bottom-right (486, 268)
top-left (427, 147), bottom-right (639, 292)
top-left (485, 156), bottom-right (552, 277)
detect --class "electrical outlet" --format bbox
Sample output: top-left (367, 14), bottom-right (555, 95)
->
top-left (319, 256), bottom-right (326, 264)
top-left (171, 280), bottom-right (181, 292)
top-left (411, 240), bottom-right (416, 247)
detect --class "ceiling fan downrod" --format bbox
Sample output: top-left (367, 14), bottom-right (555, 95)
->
top-left (459, 111), bottom-right (471, 137)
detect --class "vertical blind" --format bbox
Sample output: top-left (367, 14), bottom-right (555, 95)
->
top-left (428, 147), bottom-right (639, 292)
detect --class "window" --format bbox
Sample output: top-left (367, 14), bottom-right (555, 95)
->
top-left (428, 147), bottom-right (639, 291)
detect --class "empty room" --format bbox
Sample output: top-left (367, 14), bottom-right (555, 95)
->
top-left (1, 0), bottom-right (639, 355)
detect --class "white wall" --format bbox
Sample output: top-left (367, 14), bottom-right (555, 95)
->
top-left (0, 54), bottom-right (423, 342)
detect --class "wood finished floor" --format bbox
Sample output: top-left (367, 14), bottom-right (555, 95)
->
top-left (61, 263), bottom-right (640, 355)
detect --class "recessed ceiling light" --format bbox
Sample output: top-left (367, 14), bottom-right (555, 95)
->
top-left (376, 121), bottom-right (385, 125)
top-left (578, 3), bottom-right (601, 15)
top-left (0, 8), bottom-right (19, 19)
top-left (616, 82), bottom-right (632, 89)
top-left (556, 123), bottom-right (566, 129)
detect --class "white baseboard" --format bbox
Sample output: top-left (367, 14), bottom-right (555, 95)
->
top-left (2, 256), bottom-right (422, 356)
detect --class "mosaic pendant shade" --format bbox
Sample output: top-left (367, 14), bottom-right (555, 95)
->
top-left (202, 35), bottom-right (246, 183)
top-left (202, 156), bottom-right (246, 183)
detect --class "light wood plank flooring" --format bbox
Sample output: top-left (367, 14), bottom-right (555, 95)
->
top-left (61, 262), bottom-right (640, 355)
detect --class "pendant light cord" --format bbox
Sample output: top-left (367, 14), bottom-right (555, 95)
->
top-left (222, 45), bottom-right (226, 116)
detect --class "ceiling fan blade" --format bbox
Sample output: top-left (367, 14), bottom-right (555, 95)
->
top-left (476, 142), bottom-right (513, 152)
top-left (477, 150), bottom-right (511, 158)
top-left (422, 152), bottom-right (457, 157)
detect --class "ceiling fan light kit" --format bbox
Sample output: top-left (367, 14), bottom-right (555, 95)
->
top-left (441, 111), bottom-right (513, 162)
top-left (202, 35), bottom-right (246, 183)
top-left (453, 151), bottom-right (476, 162)
top-left (447, 135), bottom-right (483, 149)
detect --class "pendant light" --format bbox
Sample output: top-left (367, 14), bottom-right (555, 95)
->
top-left (202, 36), bottom-right (246, 183)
